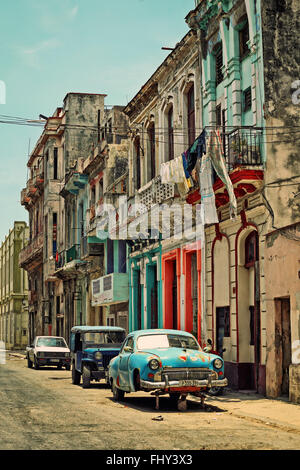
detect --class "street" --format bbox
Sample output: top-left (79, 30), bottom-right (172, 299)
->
top-left (1, 354), bottom-right (300, 451)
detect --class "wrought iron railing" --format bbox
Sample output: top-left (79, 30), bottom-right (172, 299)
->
top-left (222, 127), bottom-right (263, 169)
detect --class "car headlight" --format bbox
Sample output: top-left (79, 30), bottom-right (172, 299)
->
top-left (148, 358), bottom-right (160, 370)
top-left (94, 352), bottom-right (102, 361)
top-left (213, 358), bottom-right (223, 369)
top-left (65, 352), bottom-right (70, 358)
top-left (38, 352), bottom-right (44, 358)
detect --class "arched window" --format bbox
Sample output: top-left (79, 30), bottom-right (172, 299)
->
top-left (167, 106), bottom-right (174, 161)
top-left (134, 136), bottom-right (141, 190)
top-left (147, 122), bottom-right (156, 180)
top-left (245, 230), bottom-right (258, 268)
top-left (239, 15), bottom-right (250, 60)
top-left (187, 84), bottom-right (195, 146)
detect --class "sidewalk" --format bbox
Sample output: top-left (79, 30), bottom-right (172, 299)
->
top-left (203, 389), bottom-right (300, 433)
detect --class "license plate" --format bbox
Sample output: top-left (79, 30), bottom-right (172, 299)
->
top-left (181, 380), bottom-right (195, 386)
top-left (51, 359), bottom-right (60, 363)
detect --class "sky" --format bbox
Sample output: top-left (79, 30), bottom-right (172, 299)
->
top-left (0, 0), bottom-right (194, 244)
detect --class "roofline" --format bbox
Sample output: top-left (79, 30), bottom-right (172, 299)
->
top-left (123, 30), bottom-right (194, 115)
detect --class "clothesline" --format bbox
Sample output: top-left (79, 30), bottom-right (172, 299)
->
top-left (160, 129), bottom-right (238, 223)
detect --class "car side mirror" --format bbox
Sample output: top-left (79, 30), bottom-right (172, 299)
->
top-left (124, 346), bottom-right (133, 353)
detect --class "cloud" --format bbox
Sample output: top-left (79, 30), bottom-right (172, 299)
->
top-left (68, 5), bottom-right (79, 19)
top-left (19, 39), bottom-right (61, 68)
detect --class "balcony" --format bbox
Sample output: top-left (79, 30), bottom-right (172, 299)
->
top-left (60, 172), bottom-right (88, 197)
top-left (136, 176), bottom-right (174, 211)
top-left (19, 232), bottom-right (43, 269)
top-left (81, 236), bottom-right (104, 259)
top-left (91, 272), bottom-right (129, 306)
top-left (223, 127), bottom-right (263, 170)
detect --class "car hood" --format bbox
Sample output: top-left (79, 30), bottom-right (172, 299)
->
top-left (35, 346), bottom-right (70, 353)
top-left (136, 348), bottom-right (218, 368)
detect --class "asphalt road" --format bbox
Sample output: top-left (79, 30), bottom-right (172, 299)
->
top-left (1, 355), bottom-right (300, 451)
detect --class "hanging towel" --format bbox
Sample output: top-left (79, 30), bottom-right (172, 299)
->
top-left (207, 130), bottom-right (237, 219)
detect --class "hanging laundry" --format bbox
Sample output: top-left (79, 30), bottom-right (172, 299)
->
top-left (160, 157), bottom-right (192, 196)
top-left (198, 153), bottom-right (218, 225)
top-left (207, 130), bottom-right (237, 219)
top-left (186, 129), bottom-right (207, 173)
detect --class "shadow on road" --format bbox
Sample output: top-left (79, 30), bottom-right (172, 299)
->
top-left (106, 394), bottom-right (227, 414)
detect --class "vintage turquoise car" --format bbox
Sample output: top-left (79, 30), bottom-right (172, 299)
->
top-left (108, 329), bottom-right (228, 410)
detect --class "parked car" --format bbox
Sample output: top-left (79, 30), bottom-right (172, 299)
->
top-left (70, 326), bottom-right (126, 388)
top-left (108, 329), bottom-right (228, 410)
top-left (26, 336), bottom-right (71, 370)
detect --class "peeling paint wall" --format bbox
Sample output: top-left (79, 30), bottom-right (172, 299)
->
top-left (261, 0), bottom-right (300, 229)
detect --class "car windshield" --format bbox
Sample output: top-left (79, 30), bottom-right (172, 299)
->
top-left (83, 331), bottom-right (125, 348)
top-left (36, 337), bottom-right (67, 348)
top-left (136, 334), bottom-right (200, 351)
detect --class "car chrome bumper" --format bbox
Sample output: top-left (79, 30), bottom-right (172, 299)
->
top-left (140, 378), bottom-right (228, 390)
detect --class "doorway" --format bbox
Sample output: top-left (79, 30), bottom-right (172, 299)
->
top-left (275, 298), bottom-right (291, 396)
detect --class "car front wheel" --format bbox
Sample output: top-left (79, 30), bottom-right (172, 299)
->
top-left (34, 356), bottom-right (39, 370)
top-left (27, 355), bottom-right (33, 368)
top-left (72, 363), bottom-right (81, 385)
top-left (65, 364), bottom-right (71, 371)
top-left (112, 380), bottom-right (125, 401)
top-left (82, 365), bottom-right (91, 389)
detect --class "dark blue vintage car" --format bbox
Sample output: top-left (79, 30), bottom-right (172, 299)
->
top-left (108, 329), bottom-right (228, 410)
top-left (70, 326), bottom-right (126, 388)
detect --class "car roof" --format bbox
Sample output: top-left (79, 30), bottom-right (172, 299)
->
top-left (128, 329), bottom-right (195, 338)
top-left (36, 336), bottom-right (66, 339)
top-left (70, 325), bottom-right (126, 333)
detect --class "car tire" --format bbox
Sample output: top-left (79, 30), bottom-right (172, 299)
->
top-left (65, 364), bottom-right (71, 371)
top-left (82, 365), bottom-right (91, 389)
top-left (34, 356), bottom-right (39, 370)
top-left (134, 370), bottom-right (141, 391)
top-left (27, 355), bottom-right (33, 368)
top-left (112, 381), bottom-right (125, 401)
top-left (57, 364), bottom-right (62, 370)
top-left (72, 363), bottom-right (81, 385)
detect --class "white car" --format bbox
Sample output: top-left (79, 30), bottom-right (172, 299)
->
top-left (26, 336), bottom-right (71, 370)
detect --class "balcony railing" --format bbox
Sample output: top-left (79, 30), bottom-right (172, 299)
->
top-left (19, 232), bottom-right (44, 267)
top-left (55, 244), bottom-right (81, 270)
top-left (221, 127), bottom-right (263, 169)
top-left (137, 176), bottom-right (174, 211)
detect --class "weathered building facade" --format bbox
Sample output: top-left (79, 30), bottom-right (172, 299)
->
top-left (124, 31), bottom-right (204, 338)
top-left (0, 222), bottom-right (29, 349)
top-left (185, 0), bottom-right (300, 400)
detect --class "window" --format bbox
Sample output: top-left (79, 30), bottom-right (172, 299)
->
top-left (148, 122), bottom-right (156, 180)
top-left (98, 178), bottom-right (103, 199)
top-left (52, 212), bottom-right (57, 256)
top-left (107, 238), bottom-right (114, 274)
top-left (134, 136), bottom-right (141, 190)
top-left (215, 44), bottom-right (223, 86)
top-left (239, 16), bottom-right (250, 60)
top-left (91, 185), bottom-right (96, 206)
top-left (245, 231), bottom-right (258, 267)
top-left (216, 104), bottom-right (222, 126)
top-left (168, 106), bottom-right (174, 161)
top-left (243, 87), bottom-right (252, 112)
top-left (118, 240), bottom-right (127, 274)
top-left (187, 85), bottom-right (195, 146)
top-left (53, 147), bottom-right (58, 179)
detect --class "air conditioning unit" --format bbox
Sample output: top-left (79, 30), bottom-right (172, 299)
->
top-left (91, 273), bottom-right (128, 306)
